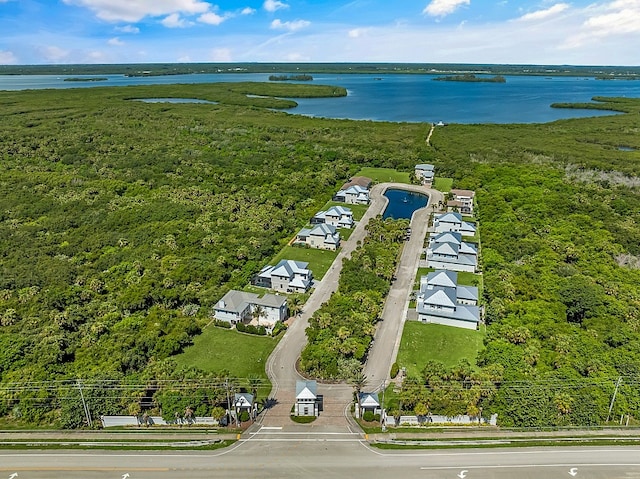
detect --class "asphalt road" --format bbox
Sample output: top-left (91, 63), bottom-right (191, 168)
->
top-left (261, 183), bottom-right (442, 424)
top-left (2, 441), bottom-right (640, 478)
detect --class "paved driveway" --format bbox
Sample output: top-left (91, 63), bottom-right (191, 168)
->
top-left (261, 183), bottom-right (443, 428)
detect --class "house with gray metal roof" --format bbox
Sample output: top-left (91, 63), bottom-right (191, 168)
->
top-left (416, 269), bottom-right (480, 330)
top-left (415, 164), bottom-right (435, 184)
top-left (295, 380), bottom-right (319, 417)
top-left (433, 212), bottom-right (476, 237)
top-left (426, 231), bottom-right (478, 273)
top-left (252, 259), bottom-right (313, 293)
top-left (296, 223), bottom-right (340, 251)
top-left (333, 185), bottom-right (370, 205)
top-left (357, 392), bottom-right (381, 419)
top-left (311, 205), bottom-right (354, 229)
top-left (213, 290), bottom-right (287, 333)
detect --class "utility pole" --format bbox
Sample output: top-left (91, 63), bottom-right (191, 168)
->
top-left (76, 380), bottom-right (92, 428)
top-left (380, 379), bottom-right (386, 432)
top-left (607, 376), bottom-right (623, 423)
top-left (225, 378), bottom-right (231, 427)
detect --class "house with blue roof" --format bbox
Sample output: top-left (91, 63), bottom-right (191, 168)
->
top-left (426, 231), bottom-right (478, 273)
top-left (416, 270), bottom-right (480, 330)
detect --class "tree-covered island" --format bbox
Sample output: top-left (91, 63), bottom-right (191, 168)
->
top-left (433, 73), bottom-right (506, 83)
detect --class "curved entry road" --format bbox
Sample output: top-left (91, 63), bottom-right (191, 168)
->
top-left (261, 183), bottom-right (442, 426)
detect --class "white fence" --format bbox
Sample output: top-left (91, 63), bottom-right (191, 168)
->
top-left (385, 413), bottom-right (498, 427)
top-left (101, 415), bottom-right (219, 428)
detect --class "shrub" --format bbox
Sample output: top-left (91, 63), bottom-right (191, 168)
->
top-left (212, 319), bottom-right (231, 329)
top-left (291, 415), bottom-right (316, 424)
top-left (239, 411), bottom-right (250, 422)
top-left (236, 323), bottom-right (267, 336)
top-left (390, 362), bottom-right (399, 379)
top-left (363, 411), bottom-right (375, 422)
top-left (374, 413), bottom-right (381, 422)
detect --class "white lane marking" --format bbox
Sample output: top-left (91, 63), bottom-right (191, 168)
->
top-left (420, 464), bottom-right (640, 471)
top-left (4, 448), bottom-right (640, 459)
top-left (259, 427), bottom-right (282, 430)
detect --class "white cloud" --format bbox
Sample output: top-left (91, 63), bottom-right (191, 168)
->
top-left (584, 0), bottom-right (640, 35)
top-left (0, 50), bottom-right (17, 64)
top-left (348, 28), bottom-right (369, 38)
top-left (516, 3), bottom-right (570, 22)
top-left (241, 7), bottom-right (256, 15)
top-left (198, 11), bottom-right (226, 25)
top-left (108, 37), bottom-right (125, 46)
top-left (116, 25), bottom-right (140, 34)
top-left (423, 0), bottom-right (470, 17)
top-left (284, 52), bottom-right (310, 61)
top-left (270, 19), bottom-right (310, 31)
top-left (563, 0), bottom-right (640, 48)
top-left (263, 0), bottom-right (288, 13)
top-left (62, 0), bottom-right (210, 22)
top-left (161, 13), bottom-right (193, 28)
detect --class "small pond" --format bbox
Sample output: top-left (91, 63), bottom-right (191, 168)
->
top-left (618, 146), bottom-right (636, 151)
top-left (383, 188), bottom-right (429, 220)
top-left (133, 98), bottom-right (218, 104)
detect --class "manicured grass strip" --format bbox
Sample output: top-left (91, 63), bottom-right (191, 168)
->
top-left (174, 326), bottom-right (278, 381)
top-left (434, 177), bottom-right (453, 192)
top-left (356, 167), bottom-right (411, 184)
top-left (0, 439), bottom-right (236, 451)
top-left (270, 245), bottom-right (338, 280)
top-left (397, 323), bottom-right (485, 378)
top-left (371, 437), bottom-right (640, 450)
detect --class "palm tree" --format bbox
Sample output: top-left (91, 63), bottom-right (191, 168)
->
top-left (247, 375), bottom-right (261, 401)
top-left (350, 371), bottom-right (368, 417)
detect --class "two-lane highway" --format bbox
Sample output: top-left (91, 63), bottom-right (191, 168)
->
top-left (2, 442), bottom-right (640, 478)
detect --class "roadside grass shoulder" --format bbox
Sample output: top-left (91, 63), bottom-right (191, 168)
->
top-left (356, 167), bottom-right (411, 184)
top-left (270, 245), bottom-right (338, 280)
top-left (397, 323), bottom-right (485, 378)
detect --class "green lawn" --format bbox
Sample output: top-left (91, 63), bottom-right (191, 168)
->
top-left (434, 177), bottom-right (453, 192)
top-left (340, 228), bottom-right (354, 241)
top-left (356, 167), bottom-right (411, 184)
top-left (270, 245), bottom-right (337, 280)
top-left (320, 200), bottom-right (370, 221)
top-left (174, 326), bottom-right (278, 381)
top-left (397, 322), bottom-right (485, 379)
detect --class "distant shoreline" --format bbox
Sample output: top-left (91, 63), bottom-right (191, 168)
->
top-left (2, 63), bottom-right (640, 79)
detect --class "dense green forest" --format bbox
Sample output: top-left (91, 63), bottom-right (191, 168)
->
top-left (1, 80), bottom-right (640, 427)
top-left (301, 217), bottom-right (409, 379)
top-left (0, 82), bottom-right (421, 425)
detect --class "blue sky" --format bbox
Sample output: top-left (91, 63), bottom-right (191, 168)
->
top-left (1, 0), bottom-right (639, 65)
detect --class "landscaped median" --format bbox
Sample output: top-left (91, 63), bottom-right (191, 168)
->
top-left (0, 430), bottom-right (238, 450)
top-left (366, 429), bottom-right (640, 449)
